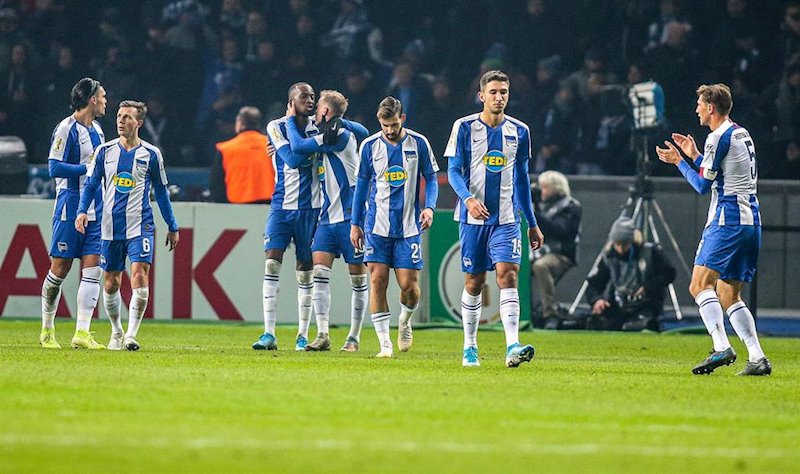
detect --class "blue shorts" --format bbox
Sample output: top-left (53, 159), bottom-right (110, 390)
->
top-left (695, 225), bottom-right (760, 282)
top-left (264, 208), bottom-right (320, 263)
top-left (459, 222), bottom-right (522, 273)
top-left (101, 233), bottom-right (155, 272)
top-left (50, 218), bottom-right (101, 259)
top-left (364, 233), bottom-right (422, 270)
top-left (312, 221), bottom-right (364, 264)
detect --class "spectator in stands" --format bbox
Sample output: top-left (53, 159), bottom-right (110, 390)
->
top-left (760, 61), bottom-right (800, 179)
top-left (23, 0), bottom-right (68, 59)
top-left (534, 82), bottom-right (580, 174)
top-left (96, 45), bottom-right (139, 133)
top-left (427, 75), bottom-right (468, 162)
top-left (199, 74), bottom-right (242, 166)
top-left (209, 106), bottom-right (273, 204)
top-left (530, 55), bottom-right (562, 115)
top-left (0, 43), bottom-right (38, 156)
top-left (287, 13), bottom-right (325, 84)
top-left (196, 37), bottom-right (243, 139)
top-left (38, 45), bottom-right (83, 162)
top-left (531, 171), bottom-right (581, 330)
top-left (216, 0), bottom-right (247, 36)
top-left (243, 38), bottom-right (284, 115)
top-left (0, 8), bottom-right (38, 71)
top-left (341, 66), bottom-right (377, 127)
top-left (585, 217), bottom-right (675, 331)
top-left (769, 1), bottom-right (800, 80)
top-left (163, 0), bottom-right (217, 53)
top-left (563, 47), bottom-right (616, 103)
top-left (138, 23), bottom-right (181, 98)
top-left (645, 20), bottom-right (700, 132)
top-left (139, 92), bottom-right (182, 166)
top-left (242, 10), bottom-right (268, 62)
top-left (644, 0), bottom-right (692, 53)
top-left (385, 60), bottom-right (432, 131)
top-left (320, 0), bottom-right (371, 80)
top-left (507, 0), bottom-right (559, 75)
top-left (403, 14), bottom-right (442, 77)
top-left (576, 72), bottom-right (612, 175)
top-left (97, 7), bottom-right (130, 55)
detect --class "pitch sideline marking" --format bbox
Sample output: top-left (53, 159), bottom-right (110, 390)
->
top-left (0, 433), bottom-right (791, 459)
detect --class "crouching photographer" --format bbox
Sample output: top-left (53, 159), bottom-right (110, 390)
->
top-left (585, 217), bottom-right (675, 331)
top-left (531, 171), bottom-right (582, 329)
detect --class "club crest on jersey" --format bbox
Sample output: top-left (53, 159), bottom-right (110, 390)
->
top-left (483, 150), bottom-right (506, 173)
top-left (384, 165), bottom-right (407, 187)
top-left (113, 172), bottom-right (136, 193)
top-left (504, 135), bottom-right (517, 146)
top-left (403, 150), bottom-right (417, 161)
top-left (134, 159), bottom-right (148, 179)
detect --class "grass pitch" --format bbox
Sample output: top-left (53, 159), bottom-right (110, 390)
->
top-left (1, 319), bottom-right (798, 473)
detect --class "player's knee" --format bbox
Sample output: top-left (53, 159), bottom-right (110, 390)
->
top-left (50, 258), bottom-right (72, 278)
top-left (717, 288), bottom-right (740, 311)
top-left (265, 258), bottom-right (282, 276)
top-left (400, 284), bottom-right (420, 303)
top-left (129, 264), bottom-right (149, 286)
top-left (497, 271), bottom-right (517, 289)
top-left (688, 280), bottom-right (709, 299)
top-left (464, 275), bottom-right (485, 295)
top-left (103, 272), bottom-right (122, 294)
top-left (370, 272), bottom-right (388, 290)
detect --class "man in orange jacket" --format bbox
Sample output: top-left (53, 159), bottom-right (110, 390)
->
top-left (210, 106), bottom-right (275, 203)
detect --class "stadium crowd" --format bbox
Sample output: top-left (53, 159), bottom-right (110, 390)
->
top-left (1, 0), bottom-right (798, 179)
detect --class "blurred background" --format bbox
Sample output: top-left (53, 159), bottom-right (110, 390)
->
top-left (0, 0), bottom-right (796, 178)
top-left (0, 0), bottom-right (798, 326)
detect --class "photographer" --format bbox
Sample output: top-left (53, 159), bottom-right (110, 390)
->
top-left (585, 217), bottom-right (675, 331)
top-left (531, 171), bottom-right (581, 329)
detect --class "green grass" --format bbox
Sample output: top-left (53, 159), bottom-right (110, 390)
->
top-left (1, 319), bottom-right (798, 473)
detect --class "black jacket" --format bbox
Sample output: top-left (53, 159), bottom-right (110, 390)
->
top-left (535, 195), bottom-right (582, 263)
top-left (585, 242), bottom-right (676, 310)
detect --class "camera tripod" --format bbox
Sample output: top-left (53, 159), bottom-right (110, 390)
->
top-left (567, 131), bottom-right (692, 320)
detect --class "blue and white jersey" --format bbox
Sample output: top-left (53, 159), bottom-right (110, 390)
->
top-left (49, 116), bottom-right (105, 221)
top-left (699, 119), bottom-right (760, 227)
top-left (266, 117), bottom-right (322, 211)
top-left (356, 129), bottom-right (439, 238)
top-left (85, 139), bottom-right (171, 240)
top-left (316, 129), bottom-right (359, 225)
top-left (445, 113), bottom-right (532, 226)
